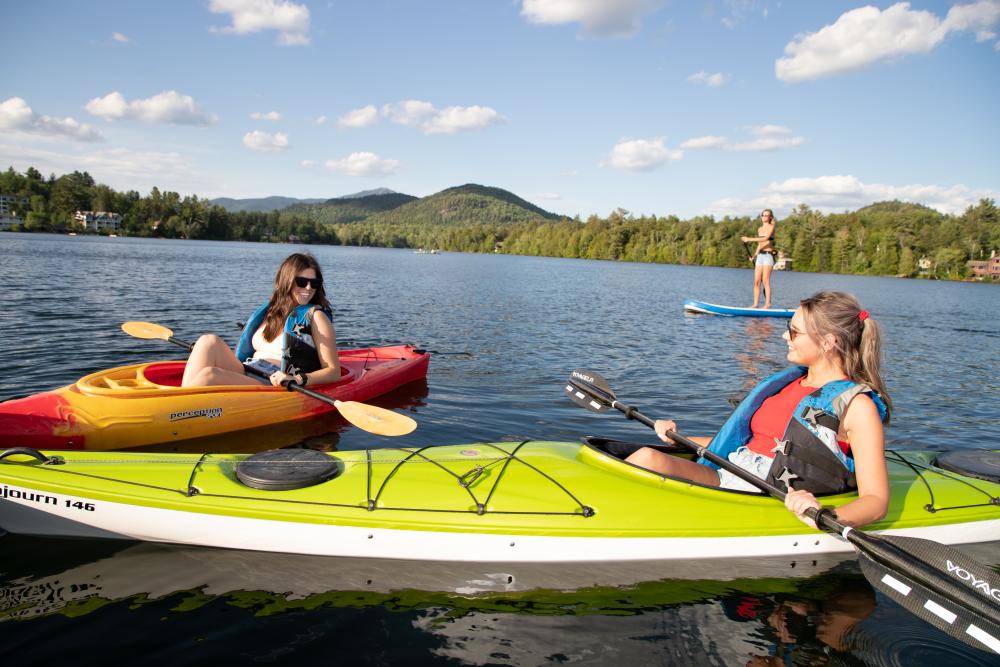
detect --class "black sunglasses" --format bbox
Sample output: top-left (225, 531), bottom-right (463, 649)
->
top-left (294, 276), bottom-right (322, 289)
top-left (786, 319), bottom-right (805, 340)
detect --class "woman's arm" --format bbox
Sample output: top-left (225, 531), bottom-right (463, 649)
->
top-left (742, 222), bottom-right (775, 249)
top-left (784, 395), bottom-right (888, 528)
top-left (303, 311), bottom-right (341, 384)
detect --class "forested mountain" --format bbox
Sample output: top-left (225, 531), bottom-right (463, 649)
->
top-left (282, 192), bottom-right (417, 225)
top-left (2, 166), bottom-right (997, 281)
top-left (210, 195), bottom-right (328, 212)
top-left (368, 184), bottom-right (560, 226)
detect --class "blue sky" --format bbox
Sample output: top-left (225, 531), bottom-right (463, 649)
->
top-left (2, 0), bottom-right (998, 218)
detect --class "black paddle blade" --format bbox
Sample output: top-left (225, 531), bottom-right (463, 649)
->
top-left (858, 551), bottom-right (1000, 654)
top-left (565, 369), bottom-right (616, 413)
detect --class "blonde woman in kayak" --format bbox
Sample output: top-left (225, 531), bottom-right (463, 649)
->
top-left (627, 291), bottom-right (892, 529)
top-left (181, 253), bottom-right (340, 387)
top-left (741, 208), bottom-right (776, 309)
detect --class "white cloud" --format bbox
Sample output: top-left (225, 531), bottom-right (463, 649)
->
top-left (381, 100), bottom-right (502, 134)
top-left (704, 174), bottom-right (1000, 216)
top-left (687, 70), bottom-right (728, 87)
top-left (680, 126), bottom-right (803, 152)
top-left (0, 141), bottom-right (216, 195)
top-left (604, 137), bottom-right (682, 171)
top-left (242, 130), bottom-right (289, 152)
top-left (337, 105), bottom-right (379, 128)
top-left (300, 159), bottom-right (317, 167)
top-left (112, 32), bottom-right (130, 43)
top-left (85, 91), bottom-right (217, 126)
top-left (727, 124), bottom-right (804, 151)
top-left (315, 115), bottom-right (327, 125)
top-left (423, 105), bottom-right (501, 134)
top-left (208, 0), bottom-right (310, 45)
top-left (251, 111), bottom-right (281, 121)
top-left (325, 152), bottom-right (400, 177)
top-left (776, 1), bottom-right (1000, 83)
top-left (680, 135), bottom-right (728, 149)
top-left (0, 97), bottom-right (104, 142)
top-left (520, 0), bottom-right (661, 38)
top-left (720, 0), bottom-right (769, 29)
top-left (382, 100), bottom-right (435, 127)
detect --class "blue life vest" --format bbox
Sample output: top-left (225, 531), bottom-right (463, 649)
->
top-left (701, 366), bottom-right (889, 495)
top-left (235, 303), bottom-right (333, 374)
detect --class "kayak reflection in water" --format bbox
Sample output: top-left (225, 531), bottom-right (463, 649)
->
top-left (181, 252), bottom-right (341, 388)
top-left (627, 291), bottom-right (893, 529)
top-left (727, 579), bottom-right (877, 666)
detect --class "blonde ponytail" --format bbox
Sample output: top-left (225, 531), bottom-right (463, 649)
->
top-left (800, 291), bottom-right (892, 422)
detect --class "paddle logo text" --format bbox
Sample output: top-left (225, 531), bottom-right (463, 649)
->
top-left (169, 407), bottom-right (223, 422)
top-left (571, 371), bottom-right (595, 384)
top-left (947, 559), bottom-right (1000, 601)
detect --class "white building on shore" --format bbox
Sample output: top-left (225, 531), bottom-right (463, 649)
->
top-left (74, 211), bottom-right (123, 232)
top-left (0, 194), bottom-right (29, 230)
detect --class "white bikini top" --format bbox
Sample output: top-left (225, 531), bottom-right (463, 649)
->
top-left (251, 324), bottom-right (283, 363)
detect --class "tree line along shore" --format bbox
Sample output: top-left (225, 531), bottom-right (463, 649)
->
top-left (2, 167), bottom-right (998, 281)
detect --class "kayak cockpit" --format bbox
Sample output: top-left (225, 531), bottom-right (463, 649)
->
top-left (74, 361), bottom-right (358, 397)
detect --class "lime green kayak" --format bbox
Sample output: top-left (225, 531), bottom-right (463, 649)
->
top-left (1, 440), bottom-right (998, 561)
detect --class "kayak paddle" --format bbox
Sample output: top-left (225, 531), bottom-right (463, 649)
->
top-left (565, 368), bottom-right (1000, 654)
top-left (121, 321), bottom-right (417, 437)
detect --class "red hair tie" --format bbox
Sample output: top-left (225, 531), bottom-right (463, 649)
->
top-left (858, 310), bottom-right (869, 322)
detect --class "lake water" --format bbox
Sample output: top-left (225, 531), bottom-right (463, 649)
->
top-left (1, 233), bottom-right (998, 665)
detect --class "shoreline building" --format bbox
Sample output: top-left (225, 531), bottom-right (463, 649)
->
top-left (74, 211), bottom-right (123, 233)
top-left (967, 250), bottom-right (1000, 280)
top-left (0, 193), bottom-right (29, 230)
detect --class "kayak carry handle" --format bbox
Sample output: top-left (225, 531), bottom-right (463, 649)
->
top-left (0, 448), bottom-right (64, 465)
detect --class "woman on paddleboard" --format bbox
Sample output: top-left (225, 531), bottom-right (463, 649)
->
top-left (627, 291), bottom-right (892, 528)
top-left (181, 252), bottom-right (340, 387)
top-left (741, 208), bottom-right (777, 309)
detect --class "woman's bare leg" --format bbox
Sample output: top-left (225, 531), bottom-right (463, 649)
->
top-left (751, 264), bottom-right (764, 307)
top-left (625, 448), bottom-right (722, 486)
top-left (761, 265), bottom-right (774, 308)
top-left (182, 334), bottom-right (254, 387)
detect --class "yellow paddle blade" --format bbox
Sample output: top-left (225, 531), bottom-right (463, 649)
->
top-left (122, 321), bottom-right (174, 341)
top-left (333, 400), bottom-right (417, 437)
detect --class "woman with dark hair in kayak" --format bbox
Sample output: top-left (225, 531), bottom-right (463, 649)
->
top-left (627, 291), bottom-right (892, 529)
top-left (181, 252), bottom-right (340, 387)
top-left (741, 208), bottom-right (777, 308)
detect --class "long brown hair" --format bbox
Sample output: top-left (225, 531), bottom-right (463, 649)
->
top-left (799, 291), bottom-right (892, 422)
top-left (262, 253), bottom-right (331, 341)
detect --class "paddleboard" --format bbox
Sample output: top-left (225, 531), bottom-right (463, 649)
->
top-left (684, 299), bottom-right (794, 318)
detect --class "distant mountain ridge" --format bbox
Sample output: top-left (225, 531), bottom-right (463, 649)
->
top-left (283, 192), bottom-right (417, 225)
top-left (363, 184), bottom-right (561, 226)
top-left (209, 195), bottom-right (328, 213)
top-left (210, 189), bottom-right (402, 213)
top-left (214, 184), bottom-right (561, 226)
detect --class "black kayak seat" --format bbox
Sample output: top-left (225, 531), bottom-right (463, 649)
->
top-left (935, 449), bottom-right (1000, 484)
top-left (236, 448), bottom-right (342, 491)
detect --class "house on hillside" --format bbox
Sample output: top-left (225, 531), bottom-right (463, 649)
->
top-left (0, 193), bottom-right (29, 230)
top-left (774, 251), bottom-right (792, 271)
top-left (74, 211), bottom-right (123, 233)
top-left (967, 250), bottom-right (1000, 280)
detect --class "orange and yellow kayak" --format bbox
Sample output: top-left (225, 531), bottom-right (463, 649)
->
top-left (0, 346), bottom-right (429, 451)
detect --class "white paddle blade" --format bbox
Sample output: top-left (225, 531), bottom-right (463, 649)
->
top-left (334, 400), bottom-right (417, 436)
top-left (122, 321), bottom-right (174, 341)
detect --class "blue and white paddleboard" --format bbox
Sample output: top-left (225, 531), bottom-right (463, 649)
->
top-left (683, 299), bottom-right (794, 318)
